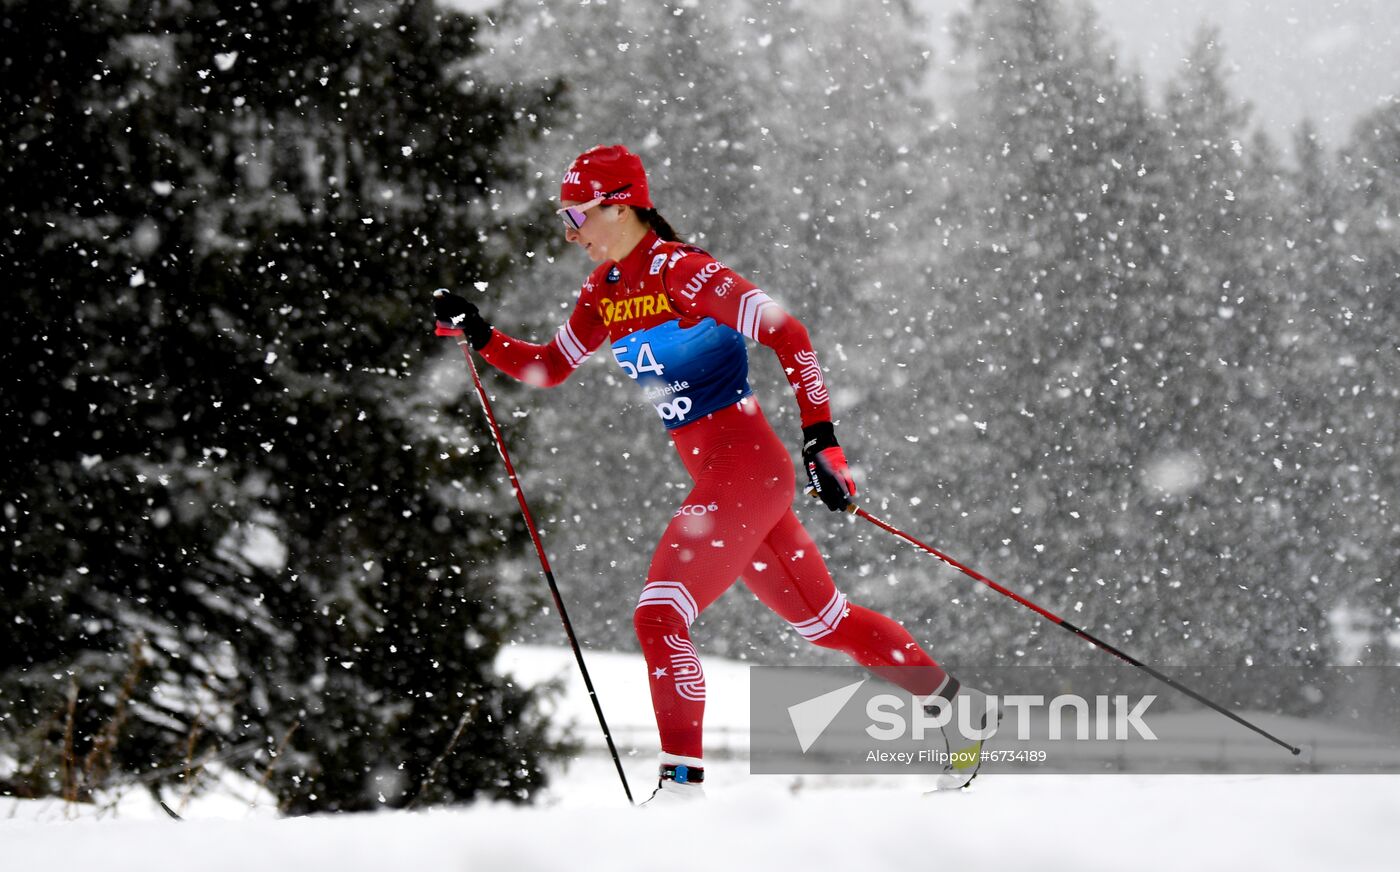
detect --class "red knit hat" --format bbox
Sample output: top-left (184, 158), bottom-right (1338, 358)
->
top-left (559, 144), bottom-right (653, 208)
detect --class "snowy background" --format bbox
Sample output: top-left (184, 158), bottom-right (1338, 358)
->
top-left (2, 0), bottom-right (1397, 845)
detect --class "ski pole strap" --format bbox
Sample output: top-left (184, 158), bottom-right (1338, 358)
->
top-left (660, 763), bottom-right (704, 785)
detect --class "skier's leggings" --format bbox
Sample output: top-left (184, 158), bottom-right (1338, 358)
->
top-left (633, 397), bottom-right (953, 759)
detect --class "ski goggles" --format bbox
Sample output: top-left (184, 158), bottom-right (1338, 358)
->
top-left (557, 184), bottom-right (632, 230)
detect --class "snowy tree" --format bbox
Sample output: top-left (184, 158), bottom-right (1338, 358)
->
top-left (1321, 96), bottom-right (1400, 664)
top-left (918, 2), bottom-right (1337, 695)
top-left (1142, 27), bottom-right (1335, 674)
top-left (930, 0), bottom-right (1172, 666)
top-left (0, 0), bottom-right (565, 810)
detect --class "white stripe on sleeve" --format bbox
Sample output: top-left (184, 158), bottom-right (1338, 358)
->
top-left (553, 321), bottom-right (595, 368)
top-left (737, 289), bottom-right (778, 341)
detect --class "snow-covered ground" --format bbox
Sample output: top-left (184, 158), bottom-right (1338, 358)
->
top-left (3, 645), bottom-right (1397, 871)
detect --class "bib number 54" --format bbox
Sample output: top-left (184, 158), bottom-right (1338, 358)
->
top-left (613, 341), bottom-right (665, 380)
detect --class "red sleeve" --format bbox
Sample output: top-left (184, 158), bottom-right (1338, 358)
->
top-left (478, 269), bottom-right (610, 387)
top-left (664, 247), bottom-right (832, 428)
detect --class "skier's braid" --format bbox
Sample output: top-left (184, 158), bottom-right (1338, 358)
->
top-left (636, 207), bottom-right (681, 243)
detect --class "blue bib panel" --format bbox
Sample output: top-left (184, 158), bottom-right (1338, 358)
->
top-left (610, 318), bottom-right (752, 429)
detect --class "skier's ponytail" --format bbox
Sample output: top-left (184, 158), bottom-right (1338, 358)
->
top-left (636, 208), bottom-right (682, 243)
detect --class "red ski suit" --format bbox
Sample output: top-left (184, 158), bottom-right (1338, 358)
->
top-left (478, 230), bottom-right (951, 758)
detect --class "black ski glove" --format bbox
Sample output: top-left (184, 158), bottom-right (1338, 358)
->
top-left (433, 288), bottom-right (493, 350)
top-left (802, 420), bottom-right (857, 512)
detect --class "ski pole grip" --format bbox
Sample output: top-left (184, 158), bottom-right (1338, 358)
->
top-left (803, 487), bottom-right (858, 514)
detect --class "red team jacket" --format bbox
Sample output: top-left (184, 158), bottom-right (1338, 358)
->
top-left (480, 230), bottom-right (833, 431)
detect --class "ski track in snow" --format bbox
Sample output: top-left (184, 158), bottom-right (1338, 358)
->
top-left (3, 645), bottom-right (1397, 870)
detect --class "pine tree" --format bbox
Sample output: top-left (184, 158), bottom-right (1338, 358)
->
top-left (1323, 97), bottom-right (1400, 664)
top-left (0, 0), bottom-right (565, 810)
top-left (915, 2), bottom-right (1336, 691)
top-left (932, 0), bottom-right (1172, 664)
top-left (1144, 27), bottom-right (1335, 674)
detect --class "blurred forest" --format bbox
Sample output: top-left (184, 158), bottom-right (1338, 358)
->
top-left (1, 0), bottom-right (1397, 808)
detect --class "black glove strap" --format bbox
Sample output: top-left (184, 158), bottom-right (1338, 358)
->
top-left (802, 420), bottom-right (839, 456)
top-left (465, 320), bottom-right (493, 351)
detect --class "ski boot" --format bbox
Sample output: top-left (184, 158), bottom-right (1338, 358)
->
top-left (927, 683), bottom-right (1001, 790)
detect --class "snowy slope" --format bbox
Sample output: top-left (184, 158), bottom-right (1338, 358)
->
top-left (3, 645), bottom-right (1397, 871)
top-left (3, 771), bottom-right (1396, 872)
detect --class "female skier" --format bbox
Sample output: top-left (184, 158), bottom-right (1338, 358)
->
top-left (433, 145), bottom-right (993, 801)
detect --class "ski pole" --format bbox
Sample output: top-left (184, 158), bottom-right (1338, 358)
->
top-left (446, 332), bottom-right (636, 804)
top-left (817, 493), bottom-right (1302, 757)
